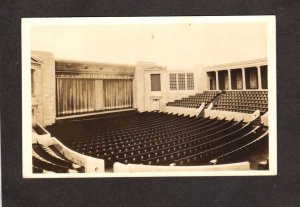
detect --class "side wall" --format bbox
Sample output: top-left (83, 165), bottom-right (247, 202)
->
top-left (134, 62), bottom-right (151, 112)
top-left (32, 51), bottom-right (56, 126)
top-left (135, 63), bottom-right (207, 112)
top-left (31, 57), bottom-right (208, 121)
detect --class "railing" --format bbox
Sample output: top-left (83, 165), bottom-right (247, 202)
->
top-left (261, 112), bottom-right (269, 126)
top-left (196, 103), bottom-right (205, 116)
top-left (204, 108), bottom-right (260, 123)
top-left (51, 138), bottom-right (105, 173)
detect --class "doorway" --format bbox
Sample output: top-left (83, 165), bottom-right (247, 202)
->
top-left (207, 72), bottom-right (216, 90)
top-left (152, 99), bottom-right (160, 111)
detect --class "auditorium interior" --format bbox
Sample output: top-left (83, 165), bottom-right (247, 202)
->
top-left (30, 50), bottom-right (269, 174)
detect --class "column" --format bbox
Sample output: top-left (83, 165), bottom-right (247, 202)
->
top-left (215, 71), bottom-right (219, 90)
top-left (228, 69), bottom-right (232, 90)
top-left (257, 66), bottom-right (262, 90)
top-left (242, 68), bottom-right (246, 90)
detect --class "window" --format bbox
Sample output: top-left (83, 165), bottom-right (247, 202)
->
top-left (187, 73), bottom-right (194, 90)
top-left (178, 73), bottom-right (186, 90)
top-left (169, 73), bottom-right (177, 90)
top-left (151, 74), bottom-right (161, 91)
top-left (168, 72), bottom-right (195, 91)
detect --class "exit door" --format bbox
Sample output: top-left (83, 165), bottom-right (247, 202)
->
top-left (152, 99), bottom-right (160, 111)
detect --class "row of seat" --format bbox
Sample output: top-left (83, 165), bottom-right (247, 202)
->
top-left (166, 91), bottom-right (220, 108)
top-left (166, 103), bottom-right (202, 108)
top-left (48, 111), bottom-right (183, 139)
top-left (46, 111), bottom-right (268, 169)
top-left (221, 96), bottom-right (267, 100)
top-left (214, 91), bottom-right (268, 114)
top-left (173, 126), bottom-right (266, 166)
top-left (218, 99), bottom-right (268, 104)
top-left (117, 120), bottom-right (245, 166)
top-left (77, 118), bottom-right (231, 165)
top-left (226, 91), bottom-right (268, 94)
top-left (212, 131), bottom-right (268, 164)
top-left (68, 116), bottom-right (208, 151)
top-left (213, 107), bottom-right (268, 114)
top-left (55, 112), bottom-right (195, 143)
top-left (216, 104), bottom-right (268, 110)
top-left (63, 117), bottom-right (218, 158)
top-left (32, 143), bottom-right (84, 173)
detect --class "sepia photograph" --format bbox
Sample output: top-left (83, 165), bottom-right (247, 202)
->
top-left (22, 16), bottom-right (276, 177)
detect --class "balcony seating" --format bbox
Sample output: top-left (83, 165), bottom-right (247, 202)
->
top-left (166, 91), bottom-right (219, 108)
top-left (213, 91), bottom-right (268, 114)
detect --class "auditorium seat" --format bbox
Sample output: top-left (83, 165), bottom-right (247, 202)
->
top-left (32, 155), bottom-right (70, 173)
top-left (32, 143), bottom-right (84, 173)
top-left (212, 130), bottom-right (269, 165)
top-left (174, 125), bottom-right (266, 166)
top-left (33, 143), bottom-right (77, 169)
top-left (166, 91), bottom-right (220, 108)
top-left (213, 91), bottom-right (268, 114)
top-left (46, 110), bottom-right (268, 169)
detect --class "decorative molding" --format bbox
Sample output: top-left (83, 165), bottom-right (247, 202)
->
top-left (55, 60), bottom-right (135, 76)
top-left (145, 65), bottom-right (167, 71)
top-left (56, 73), bottom-right (134, 80)
top-left (31, 56), bottom-right (43, 64)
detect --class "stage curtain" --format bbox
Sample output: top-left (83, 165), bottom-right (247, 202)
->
top-left (56, 79), bottom-right (96, 115)
top-left (103, 79), bottom-right (133, 110)
top-left (94, 80), bottom-right (104, 111)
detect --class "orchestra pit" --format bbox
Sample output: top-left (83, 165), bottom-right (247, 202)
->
top-left (31, 51), bottom-right (269, 174)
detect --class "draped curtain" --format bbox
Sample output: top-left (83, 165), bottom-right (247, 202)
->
top-left (56, 78), bottom-right (133, 116)
top-left (56, 79), bottom-right (96, 116)
top-left (103, 79), bottom-right (133, 110)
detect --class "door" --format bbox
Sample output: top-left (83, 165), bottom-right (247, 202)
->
top-left (152, 99), bottom-right (160, 111)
